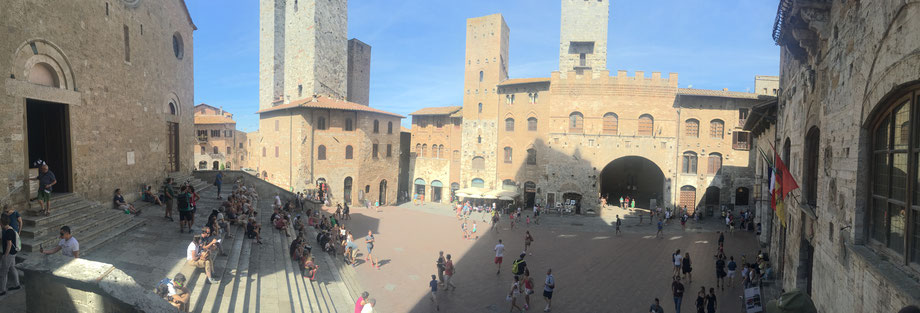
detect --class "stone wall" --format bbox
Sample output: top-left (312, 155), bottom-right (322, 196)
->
top-left (559, 0), bottom-right (608, 78)
top-left (771, 0), bottom-right (920, 311)
top-left (18, 254), bottom-right (177, 313)
top-left (346, 39), bottom-right (371, 106)
top-left (0, 0), bottom-right (196, 207)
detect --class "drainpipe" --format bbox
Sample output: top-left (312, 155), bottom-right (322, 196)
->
top-left (290, 111), bottom-right (293, 191)
top-left (675, 94), bottom-right (682, 209)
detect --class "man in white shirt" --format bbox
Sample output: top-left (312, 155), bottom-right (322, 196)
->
top-left (361, 298), bottom-right (376, 313)
top-left (40, 226), bottom-right (79, 258)
top-left (494, 239), bottom-right (505, 275)
top-left (187, 235), bottom-right (218, 284)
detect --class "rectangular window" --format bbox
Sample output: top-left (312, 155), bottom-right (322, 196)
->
top-left (386, 144), bottom-right (392, 157)
top-left (123, 25), bottom-right (130, 62)
top-left (275, 146), bottom-right (279, 157)
top-left (226, 146), bottom-right (231, 154)
top-left (211, 130), bottom-right (220, 138)
top-left (733, 131), bottom-right (751, 150)
top-left (373, 144), bottom-right (379, 159)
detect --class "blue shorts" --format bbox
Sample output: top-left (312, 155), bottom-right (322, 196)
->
top-left (366, 246), bottom-right (373, 254)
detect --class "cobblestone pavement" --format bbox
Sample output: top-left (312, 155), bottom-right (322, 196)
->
top-left (325, 203), bottom-right (763, 313)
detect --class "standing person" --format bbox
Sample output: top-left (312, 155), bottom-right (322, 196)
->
top-left (717, 231), bottom-right (724, 249)
top-left (40, 226), bottom-right (79, 258)
top-left (354, 291), bottom-right (369, 313)
top-left (214, 171), bottom-right (223, 199)
top-left (726, 256), bottom-right (737, 287)
top-left (443, 254), bottom-right (457, 291)
top-left (436, 251), bottom-right (446, 283)
top-left (32, 163), bottom-right (57, 216)
top-left (672, 276), bottom-right (685, 313)
top-left (619, 196), bottom-right (625, 208)
top-left (177, 186), bottom-right (193, 233)
top-left (511, 253), bottom-right (528, 279)
top-left (639, 210), bottom-right (644, 225)
top-left (672, 250), bottom-right (683, 276)
top-left (360, 298), bottom-right (375, 313)
top-left (522, 269), bottom-right (535, 310)
top-left (705, 288), bottom-right (717, 313)
top-left (714, 255), bottom-right (726, 290)
top-left (524, 231), bottom-right (534, 255)
top-left (615, 215), bottom-right (622, 235)
top-left (428, 274), bottom-right (439, 311)
top-left (0, 215), bottom-right (21, 295)
top-left (343, 203), bottom-right (350, 220)
top-left (543, 268), bottom-right (555, 312)
top-left (162, 178), bottom-right (176, 222)
top-left (682, 253), bottom-right (693, 283)
top-left (649, 298), bottom-right (664, 313)
top-left (656, 218), bottom-right (664, 238)
top-left (508, 275), bottom-right (523, 313)
top-left (695, 287), bottom-right (705, 313)
top-left (631, 198), bottom-right (636, 209)
top-left (2, 205), bottom-right (22, 235)
top-left (494, 239), bottom-right (505, 275)
top-left (365, 230), bottom-right (378, 269)
top-left (492, 211), bottom-right (501, 233)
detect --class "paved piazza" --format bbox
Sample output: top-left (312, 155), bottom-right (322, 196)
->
top-left (323, 203), bottom-right (762, 313)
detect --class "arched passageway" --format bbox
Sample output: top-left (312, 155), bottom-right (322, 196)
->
top-left (599, 156), bottom-right (665, 209)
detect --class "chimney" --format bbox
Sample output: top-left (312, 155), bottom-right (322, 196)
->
top-left (219, 106), bottom-right (223, 115)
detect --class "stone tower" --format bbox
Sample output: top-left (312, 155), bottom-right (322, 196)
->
top-left (347, 38), bottom-right (372, 106)
top-left (559, 0), bottom-right (608, 77)
top-left (259, 0), bottom-right (348, 110)
top-left (460, 14), bottom-right (510, 190)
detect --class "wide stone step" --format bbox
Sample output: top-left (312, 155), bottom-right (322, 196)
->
top-left (20, 202), bottom-right (120, 239)
top-left (28, 192), bottom-right (79, 208)
top-left (21, 209), bottom-right (139, 252)
top-left (77, 218), bottom-right (147, 256)
top-left (21, 200), bottom-right (95, 228)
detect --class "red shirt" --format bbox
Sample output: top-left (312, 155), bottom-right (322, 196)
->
top-left (445, 260), bottom-right (454, 276)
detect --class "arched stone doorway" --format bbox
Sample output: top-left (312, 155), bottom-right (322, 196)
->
top-left (599, 156), bottom-right (665, 209)
top-left (431, 180), bottom-right (443, 203)
top-left (523, 182), bottom-right (536, 208)
top-left (212, 161), bottom-right (219, 170)
top-left (414, 178), bottom-right (426, 199)
top-left (198, 161), bottom-right (207, 170)
top-left (705, 186), bottom-right (720, 214)
top-left (735, 187), bottom-right (749, 206)
top-left (343, 177), bottom-right (353, 205)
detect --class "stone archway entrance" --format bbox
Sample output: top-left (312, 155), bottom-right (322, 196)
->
top-left (599, 156), bottom-right (665, 209)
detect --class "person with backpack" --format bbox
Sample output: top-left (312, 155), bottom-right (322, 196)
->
top-left (156, 273), bottom-right (189, 312)
top-left (512, 253), bottom-right (528, 279)
top-left (0, 215), bottom-right (20, 295)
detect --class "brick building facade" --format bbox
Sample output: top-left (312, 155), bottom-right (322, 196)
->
top-left (744, 0), bottom-right (920, 311)
top-left (0, 0), bottom-right (196, 205)
top-left (193, 104), bottom-right (247, 171)
top-left (409, 1), bottom-right (772, 213)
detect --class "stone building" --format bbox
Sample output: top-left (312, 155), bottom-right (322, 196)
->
top-left (252, 0), bottom-right (402, 205)
top-left (743, 0), bottom-right (920, 311)
top-left (0, 0), bottom-right (196, 204)
top-left (409, 1), bottom-right (773, 213)
top-left (193, 104), bottom-right (247, 171)
top-left (408, 106), bottom-right (463, 202)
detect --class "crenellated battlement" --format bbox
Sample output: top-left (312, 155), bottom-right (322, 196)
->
top-left (551, 69), bottom-right (678, 87)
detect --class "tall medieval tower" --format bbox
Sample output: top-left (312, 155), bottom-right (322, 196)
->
top-left (259, 0), bottom-right (348, 110)
top-left (559, 0), bottom-right (608, 78)
top-left (460, 14), bottom-right (510, 190)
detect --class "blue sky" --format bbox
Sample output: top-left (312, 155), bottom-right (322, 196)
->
top-left (187, 0), bottom-right (779, 132)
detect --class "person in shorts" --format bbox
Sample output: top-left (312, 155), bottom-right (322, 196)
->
top-left (543, 268), bottom-right (554, 312)
top-left (176, 186), bottom-right (193, 233)
top-left (673, 249), bottom-right (683, 276)
top-left (715, 255), bottom-right (726, 290)
top-left (494, 239), bottom-right (505, 275)
top-left (726, 256), bottom-right (737, 287)
top-left (428, 274), bottom-right (439, 311)
top-left (365, 230), bottom-right (378, 269)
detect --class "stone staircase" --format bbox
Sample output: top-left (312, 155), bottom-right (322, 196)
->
top-left (160, 180), bottom-right (356, 313)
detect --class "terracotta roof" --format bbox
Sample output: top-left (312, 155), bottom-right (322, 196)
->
top-left (677, 88), bottom-right (773, 100)
top-left (194, 115), bottom-right (236, 125)
top-left (256, 95), bottom-right (405, 118)
top-left (410, 106), bottom-right (462, 116)
top-left (497, 77), bottom-right (551, 86)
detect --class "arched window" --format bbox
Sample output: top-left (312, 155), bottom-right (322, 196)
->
top-left (453, 150), bottom-right (460, 161)
top-left (198, 161), bottom-right (207, 169)
top-left (388, 121), bottom-right (393, 134)
top-left (345, 145), bottom-right (354, 159)
top-left (710, 119), bottom-right (724, 139)
top-left (226, 146), bottom-right (231, 154)
top-left (479, 71), bottom-right (484, 82)
top-left (870, 94), bottom-right (919, 257)
top-left (502, 179), bottom-right (516, 191)
top-left (638, 114), bottom-right (654, 136)
top-left (373, 120), bottom-right (380, 133)
top-left (679, 186), bottom-right (696, 210)
top-left (505, 118), bottom-right (515, 132)
top-left (213, 146), bottom-right (219, 154)
top-left (471, 178), bottom-right (485, 188)
top-left (707, 153), bottom-right (722, 174)
top-left (472, 156), bottom-right (485, 170)
top-left (685, 119), bottom-right (700, 137)
top-left (478, 103), bottom-right (483, 113)
top-left (415, 143), bottom-right (421, 156)
top-left (503, 147), bottom-right (512, 163)
top-left (422, 144), bottom-right (428, 157)
top-left (569, 112), bottom-right (584, 133)
top-left (682, 151), bottom-right (698, 174)
top-left (439, 145), bottom-right (445, 159)
top-left (29, 63), bottom-right (60, 87)
top-left (526, 148), bottom-right (536, 165)
top-left (603, 113), bottom-right (618, 134)
top-left (318, 145), bottom-right (326, 160)
top-left (804, 127), bottom-right (820, 206)
top-left (527, 117), bottom-right (538, 131)
top-left (345, 118), bottom-right (353, 131)
top-left (317, 116), bottom-right (326, 130)
top-left (168, 102), bottom-right (178, 115)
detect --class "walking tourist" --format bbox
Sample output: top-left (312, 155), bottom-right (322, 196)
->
top-left (162, 178), bottom-right (176, 221)
top-left (657, 218), bottom-right (664, 238)
top-left (705, 288), bottom-right (717, 313)
top-left (673, 249), bottom-right (683, 276)
top-left (214, 171), bottom-right (223, 199)
top-left (2, 205), bottom-right (22, 234)
top-left (522, 269), bottom-right (535, 310)
top-left (511, 253), bottom-right (528, 279)
top-left (0, 215), bottom-right (20, 295)
top-left (508, 275), bottom-right (524, 313)
top-left (695, 287), bottom-right (705, 313)
top-left (365, 230), bottom-right (378, 269)
top-left (494, 239), bottom-right (505, 275)
top-left (31, 163), bottom-right (56, 216)
top-left (437, 251), bottom-right (446, 283)
top-left (429, 274), bottom-right (439, 311)
top-left (682, 252), bottom-right (692, 283)
top-left (354, 291), bottom-right (369, 313)
top-left (727, 256), bottom-right (737, 287)
top-left (649, 298), bottom-right (664, 313)
top-left (444, 254), bottom-right (457, 291)
top-left (672, 275), bottom-right (685, 313)
top-left (615, 215), bottom-right (622, 234)
top-left (714, 256), bottom-right (726, 290)
top-left (524, 231), bottom-right (534, 255)
top-left (543, 268), bottom-right (554, 312)
top-left (40, 225), bottom-right (78, 258)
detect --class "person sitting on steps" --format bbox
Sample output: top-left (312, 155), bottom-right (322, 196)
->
top-left (186, 234), bottom-right (218, 284)
top-left (142, 186), bottom-right (165, 207)
top-left (113, 189), bottom-right (141, 215)
top-left (246, 215), bottom-right (263, 244)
